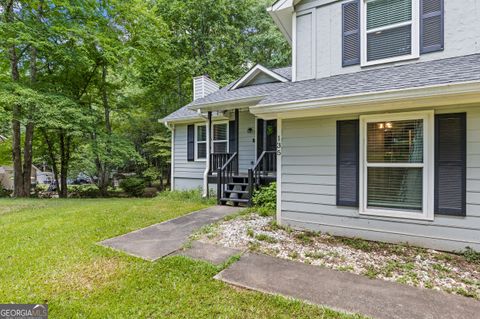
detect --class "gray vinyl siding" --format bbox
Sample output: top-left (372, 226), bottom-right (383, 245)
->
top-left (248, 73), bottom-right (280, 86)
top-left (296, 12), bottom-right (315, 81)
top-left (173, 112), bottom-right (257, 190)
top-left (294, 0), bottom-right (480, 80)
top-left (238, 111), bottom-right (256, 172)
top-left (280, 106), bottom-right (480, 252)
top-left (194, 76), bottom-right (219, 101)
top-left (173, 123), bottom-right (205, 190)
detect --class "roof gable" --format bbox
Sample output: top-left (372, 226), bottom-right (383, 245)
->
top-left (230, 64), bottom-right (289, 90)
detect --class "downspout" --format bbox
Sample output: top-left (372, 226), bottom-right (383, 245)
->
top-left (163, 121), bottom-right (175, 191)
top-left (198, 110), bottom-right (212, 198)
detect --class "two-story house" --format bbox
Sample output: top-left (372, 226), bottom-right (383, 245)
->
top-left (162, 0), bottom-right (480, 252)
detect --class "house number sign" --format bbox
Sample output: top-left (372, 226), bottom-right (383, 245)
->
top-left (277, 135), bottom-right (282, 156)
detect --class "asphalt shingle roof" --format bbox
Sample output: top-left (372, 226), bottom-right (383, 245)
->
top-left (259, 54), bottom-right (480, 105)
top-left (162, 67), bottom-right (291, 122)
top-left (163, 54), bottom-right (480, 122)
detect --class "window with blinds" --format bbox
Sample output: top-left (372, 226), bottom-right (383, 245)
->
top-left (196, 125), bottom-right (207, 160)
top-left (213, 123), bottom-right (228, 154)
top-left (360, 112), bottom-right (434, 220)
top-left (366, 119), bottom-right (424, 210)
top-left (195, 122), bottom-right (229, 160)
top-left (362, 0), bottom-right (419, 65)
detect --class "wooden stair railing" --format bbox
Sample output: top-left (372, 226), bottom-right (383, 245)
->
top-left (210, 153), bottom-right (235, 174)
top-left (216, 153), bottom-right (238, 204)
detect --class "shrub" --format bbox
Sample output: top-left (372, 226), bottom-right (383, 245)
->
top-left (142, 167), bottom-right (160, 186)
top-left (252, 182), bottom-right (276, 213)
top-left (143, 187), bottom-right (158, 198)
top-left (0, 187), bottom-right (12, 198)
top-left (463, 247), bottom-right (480, 264)
top-left (68, 185), bottom-right (102, 198)
top-left (120, 177), bottom-right (146, 197)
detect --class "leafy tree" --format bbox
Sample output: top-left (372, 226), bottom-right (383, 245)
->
top-left (143, 133), bottom-right (171, 189)
top-left (0, 0), bottom-right (290, 198)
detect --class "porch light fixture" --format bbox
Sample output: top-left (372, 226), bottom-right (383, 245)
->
top-left (247, 128), bottom-right (253, 134)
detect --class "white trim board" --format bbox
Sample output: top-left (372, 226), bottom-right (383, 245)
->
top-left (250, 81), bottom-right (480, 119)
top-left (276, 118), bottom-right (283, 224)
top-left (359, 110), bottom-right (434, 221)
top-left (230, 64), bottom-right (289, 90)
top-left (360, 0), bottom-right (420, 67)
top-left (194, 121), bottom-right (230, 162)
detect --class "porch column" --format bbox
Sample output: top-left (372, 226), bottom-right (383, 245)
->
top-left (235, 109), bottom-right (239, 173)
top-left (263, 120), bottom-right (267, 154)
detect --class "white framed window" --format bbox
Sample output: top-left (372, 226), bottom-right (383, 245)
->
top-left (361, 0), bottom-right (419, 66)
top-left (194, 122), bottom-right (229, 161)
top-left (212, 121), bottom-right (229, 154)
top-left (359, 111), bottom-right (434, 220)
top-left (195, 124), bottom-right (207, 161)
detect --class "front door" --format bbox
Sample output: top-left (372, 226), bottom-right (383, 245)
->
top-left (257, 119), bottom-right (277, 158)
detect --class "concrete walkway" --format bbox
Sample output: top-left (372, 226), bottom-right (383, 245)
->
top-left (215, 253), bottom-right (480, 319)
top-left (99, 206), bottom-right (242, 261)
top-left (175, 241), bottom-right (243, 265)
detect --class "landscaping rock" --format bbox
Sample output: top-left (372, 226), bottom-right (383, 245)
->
top-left (197, 213), bottom-right (480, 299)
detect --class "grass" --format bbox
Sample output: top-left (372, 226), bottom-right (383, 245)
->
top-left (463, 247), bottom-right (480, 264)
top-left (255, 234), bottom-right (278, 244)
top-left (0, 194), bottom-right (362, 319)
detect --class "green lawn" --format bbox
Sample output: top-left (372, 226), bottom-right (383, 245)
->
top-left (0, 194), bottom-right (362, 318)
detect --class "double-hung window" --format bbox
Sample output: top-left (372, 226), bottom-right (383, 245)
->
top-left (195, 122), bottom-right (229, 161)
top-left (213, 122), bottom-right (228, 153)
top-left (195, 124), bottom-right (207, 161)
top-left (360, 111), bottom-right (434, 220)
top-left (361, 0), bottom-right (419, 66)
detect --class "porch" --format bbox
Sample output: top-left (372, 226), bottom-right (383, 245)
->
top-left (203, 109), bottom-right (278, 206)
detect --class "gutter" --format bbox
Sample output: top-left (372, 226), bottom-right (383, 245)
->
top-left (196, 110), bottom-right (211, 198)
top-left (250, 81), bottom-right (480, 118)
top-left (162, 121), bottom-right (175, 191)
top-left (187, 96), bottom-right (264, 113)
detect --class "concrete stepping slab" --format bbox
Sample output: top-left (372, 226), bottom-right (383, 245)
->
top-left (99, 206), bottom-right (242, 261)
top-left (175, 241), bottom-right (243, 265)
top-left (215, 253), bottom-right (480, 319)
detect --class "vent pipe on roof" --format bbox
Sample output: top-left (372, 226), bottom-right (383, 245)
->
top-left (193, 75), bottom-right (219, 101)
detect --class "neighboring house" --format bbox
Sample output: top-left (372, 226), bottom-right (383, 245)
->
top-left (0, 136), bottom-right (47, 190)
top-left (0, 166), bottom-right (38, 191)
top-left (36, 169), bottom-right (55, 185)
top-left (163, 0), bottom-right (480, 252)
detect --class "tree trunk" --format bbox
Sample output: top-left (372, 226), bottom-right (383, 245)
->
top-left (58, 131), bottom-right (71, 198)
top-left (42, 130), bottom-right (60, 193)
top-left (22, 122), bottom-right (34, 195)
top-left (6, 0), bottom-right (25, 197)
top-left (22, 0), bottom-right (43, 196)
top-left (96, 63), bottom-right (111, 197)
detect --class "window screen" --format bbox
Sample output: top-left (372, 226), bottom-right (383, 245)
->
top-left (196, 125), bottom-right (207, 159)
top-left (366, 0), bottom-right (413, 62)
top-left (213, 123), bottom-right (228, 154)
top-left (366, 119), bottom-right (424, 211)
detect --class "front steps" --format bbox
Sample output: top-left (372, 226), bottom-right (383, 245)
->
top-left (219, 176), bottom-right (251, 207)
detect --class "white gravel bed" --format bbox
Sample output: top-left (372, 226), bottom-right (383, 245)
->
top-left (197, 213), bottom-right (480, 299)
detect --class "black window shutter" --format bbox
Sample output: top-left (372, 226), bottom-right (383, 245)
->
top-left (420, 0), bottom-right (444, 54)
top-left (342, 0), bottom-right (360, 67)
top-left (435, 113), bottom-right (466, 216)
top-left (337, 120), bottom-right (359, 207)
top-left (229, 120), bottom-right (236, 154)
top-left (187, 124), bottom-right (195, 162)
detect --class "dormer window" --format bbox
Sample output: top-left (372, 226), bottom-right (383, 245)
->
top-left (361, 0), bottom-right (419, 66)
